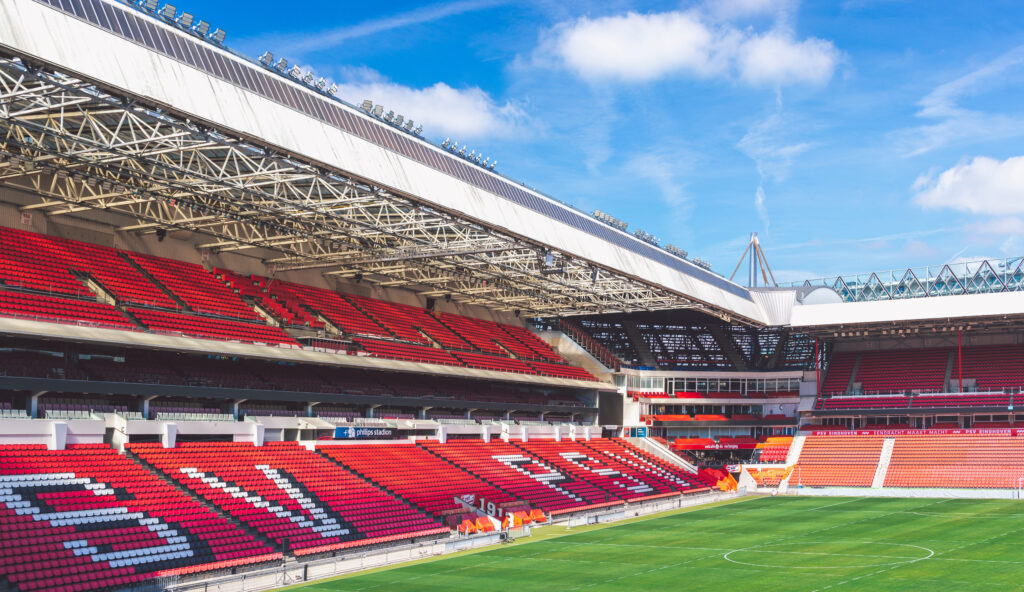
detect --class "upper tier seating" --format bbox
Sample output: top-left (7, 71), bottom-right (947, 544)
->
top-left (821, 351), bottom-right (857, 394)
top-left (0, 226), bottom-right (593, 380)
top-left (129, 442), bottom-right (446, 556)
top-left (0, 444), bottom-right (279, 592)
top-left (263, 280), bottom-right (391, 338)
top-left (419, 440), bottom-right (619, 513)
top-left (854, 348), bottom-right (948, 393)
top-left (126, 253), bottom-right (259, 320)
top-left (320, 444), bottom-right (517, 517)
top-left (129, 307), bottom-right (297, 346)
top-left (0, 290), bottom-right (136, 330)
top-left (884, 433), bottom-right (1024, 488)
top-left (960, 345), bottom-right (1024, 392)
top-left (794, 435), bottom-right (885, 487)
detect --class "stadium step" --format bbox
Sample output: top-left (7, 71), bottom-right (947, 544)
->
top-left (119, 252), bottom-right (189, 311)
top-left (621, 321), bottom-right (658, 368)
top-left (338, 294), bottom-right (402, 339)
top-left (872, 438), bottom-right (896, 488)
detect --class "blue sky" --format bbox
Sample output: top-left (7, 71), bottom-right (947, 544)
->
top-left (190, 0), bottom-right (1024, 283)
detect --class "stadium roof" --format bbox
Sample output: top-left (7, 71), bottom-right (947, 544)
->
top-left (0, 0), bottom-right (763, 323)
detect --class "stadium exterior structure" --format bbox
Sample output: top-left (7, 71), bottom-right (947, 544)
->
top-left (3, 3), bottom-right (1024, 591)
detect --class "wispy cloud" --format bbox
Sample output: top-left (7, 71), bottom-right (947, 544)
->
top-left (892, 44), bottom-right (1024, 156)
top-left (240, 0), bottom-right (509, 58)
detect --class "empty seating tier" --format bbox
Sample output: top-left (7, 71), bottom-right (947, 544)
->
top-left (320, 444), bottom-right (517, 517)
top-left (0, 444), bottom-right (279, 592)
top-left (0, 290), bottom-right (135, 330)
top-left (854, 348), bottom-right (948, 393)
top-left (419, 439), bottom-right (619, 514)
top-left (582, 438), bottom-right (710, 490)
top-left (884, 433), bottom-right (1024, 488)
top-left (126, 253), bottom-right (259, 320)
top-left (129, 307), bottom-right (297, 345)
top-left (821, 351), bottom-right (857, 394)
top-left (128, 442), bottom-right (446, 556)
top-left (794, 435), bottom-right (885, 487)
top-left (266, 281), bottom-right (392, 338)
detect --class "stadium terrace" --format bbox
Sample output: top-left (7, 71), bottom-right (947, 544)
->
top-left (0, 1), bottom-right (1023, 591)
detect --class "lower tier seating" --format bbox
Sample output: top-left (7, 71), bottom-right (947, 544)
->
top-left (0, 444), bottom-right (279, 592)
top-left (418, 440), bottom-right (618, 513)
top-left (320, 444), bottom-right (517, 517)
top-left (884, 434), bottom-right (1024, 488)
top-left (128, 442), bottom-right (447, 556)
top-left (794, 435), bottom-right (885, 487)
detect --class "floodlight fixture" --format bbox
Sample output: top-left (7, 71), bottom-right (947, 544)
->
top-left (489, 161), bottom-right (496, 170)
top-left (288, 65), bottom-right (302, 79)
top-left (394, 114), bottom-right (404, 127)
top-left (259, 51), bottom-right (274, 66)
top-left (193, 20), bottom-right (210, 37)
top-left (413, 125), bottom-right (423, 136)
top-left (210, 28), bottom-right (226, 44)
top-left (177, 12), bottom-right (194, 28)
top-left (372, 105), bottom-right (384, 117)
top-left (316, 77), bottom-right (327, 90)
top-left (158, 3), bottom-right (176, 19)
top-left (273, 58), bottom-right (288, 71)
top-left (328, 84), bottom-right (338, 95)
top-left (384, 110), bottom-right (395, 122)
top-left (140, 0), bottom-right (158, 11)
top-left (403, 120), bottom-right (414, 131)
top-left (360, 100), bottom-right (373, 112)
top-left (302, 71), bottom-right (314, 84)
top-left (441, 138), bottom-right (451, 148)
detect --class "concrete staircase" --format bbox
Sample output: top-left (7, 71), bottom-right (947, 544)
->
top-left (871, 438), bottom-right (895, 488)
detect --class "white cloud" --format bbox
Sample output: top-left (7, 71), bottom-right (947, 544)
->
top-left (538, 10), bottom-right (838, 87)
top-left (914, 155), bottom-right (1024, 215)
top-left (737, 32), bottom-right (840, 86)
top-left (706, 0), bottom-right (794, 21)
top-left (545, 12), bottom-right (731, 82)
top-left (335, 74), bottom-right (529, 140)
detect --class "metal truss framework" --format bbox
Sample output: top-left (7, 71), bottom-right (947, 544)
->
top-left (0, 57), bottom-right (711, 317)
top-left (797, 258), bottom-right (1024, 303)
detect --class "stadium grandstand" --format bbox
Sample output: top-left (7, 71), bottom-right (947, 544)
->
top-left (1, 0), bottom-right (1024, 590)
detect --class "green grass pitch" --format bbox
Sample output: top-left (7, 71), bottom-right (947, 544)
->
top-left (291, 496), bottom-right (1024, 591)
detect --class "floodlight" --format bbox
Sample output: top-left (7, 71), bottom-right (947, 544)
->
top-left (177, 12), bottom-right (194, 28)
top-left (158, 4), bottom-right (176, 19)
top-left (489, 161), bottom-right (496, 169)
top-left (302, 71), bottom-right (314, 84)
top-left (384, 110), bottom-right (395, 122)
top-left (288, 65), bottom-right (301, 79)
top-left (394, 114), bottom-right (404, 127)
top-left (210, 28), bottom-right (226, 44)
top-left (451, 141), bottom-right (458, 151)
top-left (274, 58), bottom-right (288, 71)
top-left (441, 138), bottom-right (451, 148)
top-left (458, 146), bottom-right (466, 156)
top-left (316, 77), bottom-right (327, 90)
top-left (141, 0), bottom-right (158, 11)
top-left (259, 51), bottom-right (274, 66)
top-left (413, 125), bottom-right (422, 136)
top-left (328, 84), bottom-right (338, 95)
top-left (372, 105), bottom-right (384, 117)
top-left (193, 20), bottom-right (210, 37)
top-left (360, 100), bottom-right (373, 112)
top-left (403, 120), bottom-right (413, 131)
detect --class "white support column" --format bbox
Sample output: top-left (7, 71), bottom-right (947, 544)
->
top-left (481, 424), bottom-right (491, 443)
top-left (48, 421), bottom-right (67, 450)
top-left (520, 425), bottom-right (529, 442)
top-left (438, 424), bottom-right (448, 444)
top-left (233, 399), bottom-right (248, 420)
top-left (306, 402), bottom-right (320, 417)
top-left (554, 425), bottom-right (562, 441)
top-left (161, 423), bottom-right (177, 449)
top-left (142, 395), bottom-right (158, 419)
top-left (251, 422), bottom-right (265, 447)
top-left (30, 391), bottom-right (48, 418)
